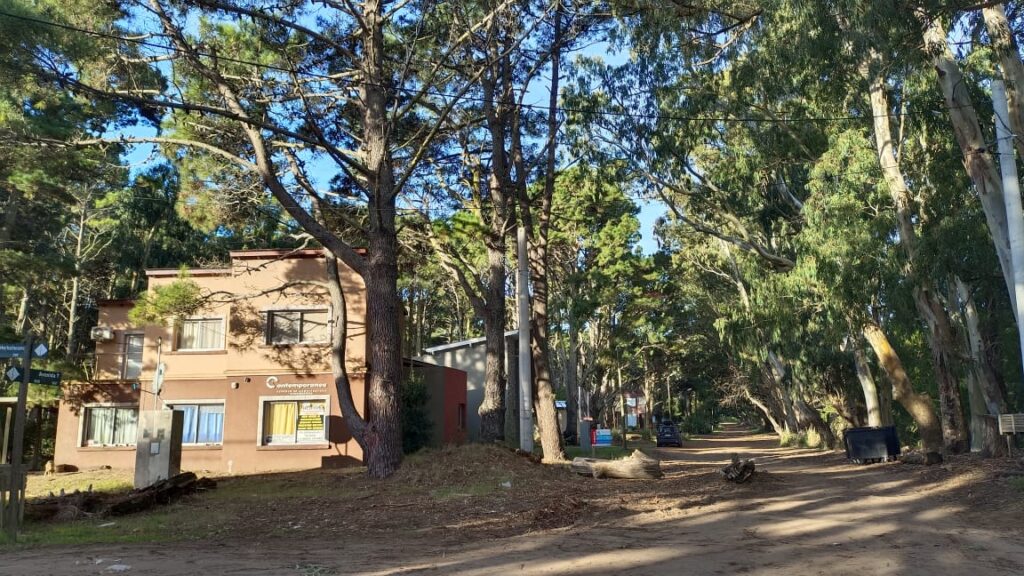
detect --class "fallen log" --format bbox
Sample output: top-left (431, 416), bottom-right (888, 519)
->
top-left (571, 450), bottom-right (663, 479)
top-left (106, 472), bottom-right (215, 516)
top-left (721, 454), bottom-right (755, 483)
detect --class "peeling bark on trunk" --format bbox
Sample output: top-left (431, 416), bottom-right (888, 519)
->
top-left (914, 287), bottom-right (969, 453)
top-left (983, 4), bottom-right (1024, 161)
top-left (852, 341), bottom-right (884, 427)
top-left (867, 58), bottom-right (967, 452)
top-left (919, 15), bottom-right (1015, 313)
top-left (863, 321), bottom-right (943, 453)
top-left (744, 389), bottom-right (785, 436)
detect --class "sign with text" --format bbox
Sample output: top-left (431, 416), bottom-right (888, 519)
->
top-left (3, 367), bottom-right (61, 386)
top-left (0, 342), bottom-right (48, 360)
top-left (264, 376), bottom-right (328, 393)
top-left (296, 401), bottom-right (327, 444)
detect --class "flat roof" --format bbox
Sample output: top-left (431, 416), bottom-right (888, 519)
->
top-left (421, 330), bottom-right (519, 354)
top-left (146, 268), bottom-right (232, 278)
top-left (229, 248), bottom-right (326, 260)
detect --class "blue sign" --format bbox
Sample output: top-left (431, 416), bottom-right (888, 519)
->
top-left (0, 342), bottom-right (48, 359)
top-left (595, 429), bottom-right (613, 447)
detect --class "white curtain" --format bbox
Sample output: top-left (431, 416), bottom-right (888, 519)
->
top-left (178, 319), bottom-right (223, 350)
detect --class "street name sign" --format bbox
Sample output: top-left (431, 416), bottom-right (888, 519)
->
top-left (3, 367), bottom-right (61, 386)
top-left (0, 342), bottom-right (48, 359)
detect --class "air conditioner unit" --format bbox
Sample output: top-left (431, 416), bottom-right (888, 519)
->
top-left (90, 326), bottom-right (114, 342)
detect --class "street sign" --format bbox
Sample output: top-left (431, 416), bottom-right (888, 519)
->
top-left (0, 342), bottom-right (48, 359)
top-left (3, 367), bottom-right (61, 386)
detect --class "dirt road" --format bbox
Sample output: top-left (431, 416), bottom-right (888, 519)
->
top-left (4, 425), bottom-right (1023, 575)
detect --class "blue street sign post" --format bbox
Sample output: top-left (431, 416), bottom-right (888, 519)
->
top-left (1, 337), bottom-right (43, 541)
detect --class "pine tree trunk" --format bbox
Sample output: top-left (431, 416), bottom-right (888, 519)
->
top-left (862, 321), bottom-right (944, 453)
top-left (566, 308), bottom-right (579, 441)
top-left (479, 249), bottom-right (507, 442)
top-left (359, 0), bottom-right (402, 478)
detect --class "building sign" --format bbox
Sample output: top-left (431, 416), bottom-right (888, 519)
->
top-left (265, 376), bottom-right (328, 392)
top-left (296, 401), bottom-right (326, 444)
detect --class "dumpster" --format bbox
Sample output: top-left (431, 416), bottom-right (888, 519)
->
top-left (844, 426), bottom-right (900, 464)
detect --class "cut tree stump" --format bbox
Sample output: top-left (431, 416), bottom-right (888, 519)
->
top-left (721, 454), bottom-right (755, 483)
top-left (571, 450), bottom-right (663, 479)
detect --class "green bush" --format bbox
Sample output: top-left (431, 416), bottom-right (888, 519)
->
top-left (401, 373), bottom-right (433, 454)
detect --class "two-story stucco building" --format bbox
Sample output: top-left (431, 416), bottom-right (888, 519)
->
top-left (53, 248), bottom-right (466, 475)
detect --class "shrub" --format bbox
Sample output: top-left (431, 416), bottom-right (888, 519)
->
top-left (401, 373), bottom-right (433, 454)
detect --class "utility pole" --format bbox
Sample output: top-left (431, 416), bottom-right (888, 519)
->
top-left (517, 226), bottom-right (533, 453)
top-left (993, 79), bottom-right (1024, 396)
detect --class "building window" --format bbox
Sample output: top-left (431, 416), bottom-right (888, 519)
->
top-left (266, 310), bottom-right (329, 345)
top-left (82, 406), bottom-right (138, 446)
top-left (260, 398), bottom-right (328, 445)
top-left (170, 403), bottom-right (225, 445)
top-left (176, 318), bottom-right (224, 351)
top-left (122, 333), bottom-right (144, 379)
top-left (457, 403), bottom-right (466, 431)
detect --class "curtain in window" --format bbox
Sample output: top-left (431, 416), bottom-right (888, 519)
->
top-left (264, 402), bottom-right (297, 444)
top-left (85, 408), bottom-right (114, 445)
top-left (178, 319), bottom-right (223, 350)
top-left (176, 405), bottom-right (199, 444)
top-left (124, 334), bottom-right (144, 379)
top-left (197, 405), bottom-right (224, 444)
top-left (112, 408), bottom-right (138, 445)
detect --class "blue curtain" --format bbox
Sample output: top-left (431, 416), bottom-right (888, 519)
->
top-left (197, 405), bottom-right (224, 444)
top-left (175, 405), bottom-right (198, 444)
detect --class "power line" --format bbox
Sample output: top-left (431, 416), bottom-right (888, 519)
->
top-left (0, 9), bottom-right (975, 126)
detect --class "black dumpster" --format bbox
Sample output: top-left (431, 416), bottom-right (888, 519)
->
top-left (844, 426), bottom-right (900, 464)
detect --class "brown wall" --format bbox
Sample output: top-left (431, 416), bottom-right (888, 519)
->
top-left (55, 373), bottom-right (367, 474)
top-left (93, 252), bottom-right (367, 383)
top-left (57, 250), bottom-right (370, 474)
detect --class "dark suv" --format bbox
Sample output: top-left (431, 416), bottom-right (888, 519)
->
top-left (656, 422), bottom-right (682, 448)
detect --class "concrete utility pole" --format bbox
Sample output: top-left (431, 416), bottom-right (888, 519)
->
top-left (993, 79), bottom-right (1024, 391)
top-left (517, 226), bottom-right (533, 453)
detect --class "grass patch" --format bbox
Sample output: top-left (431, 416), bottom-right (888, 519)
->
top-left (11, 500), bottom-right (237, 548)
top-left (25, 469), bottom-right (133, 499)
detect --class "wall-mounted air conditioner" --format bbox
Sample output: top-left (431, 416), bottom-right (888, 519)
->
top-left (90, 326), bottom-right (114, 342)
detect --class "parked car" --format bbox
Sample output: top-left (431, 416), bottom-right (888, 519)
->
top-left (656, 422), bottom-right (682, 448)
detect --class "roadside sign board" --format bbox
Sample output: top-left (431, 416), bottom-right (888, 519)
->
top-left (0, 343), bottom-right (48, 359)
top-left (3, 367), bottom-right (61, 386)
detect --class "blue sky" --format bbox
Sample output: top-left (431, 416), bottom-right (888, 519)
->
top-left (116, 22), bottom-right (665, 254)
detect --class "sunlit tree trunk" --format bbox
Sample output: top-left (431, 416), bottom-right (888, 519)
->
top-left (862, 321), bottom-right (943, 454)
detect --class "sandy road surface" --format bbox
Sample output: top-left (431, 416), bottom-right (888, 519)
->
top-left (4, 425), bottom-right (1023, 576)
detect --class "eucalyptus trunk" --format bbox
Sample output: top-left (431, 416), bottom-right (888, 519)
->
top-left (867, 60), bottom-right (967, 452)
top-left (852, 341), bottom-right (884, 427)
top-left (919, 16), bottom-right (1015, 315)
top-left (862, 321), bottom-right (943, 454)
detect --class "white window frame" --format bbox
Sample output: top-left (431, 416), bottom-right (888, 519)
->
top-left (78, 402), bottom-right (140, 448)
top-left (175, 317), bottom-right (226, 351)
top-left (256, 394), bottom-right (331, 446)
top-left (121, 332), bottom-right (145, 380)
top-left (166, 399), bottom-right (227, 446)
top-left (263, 308), bottom-right (332, 346)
